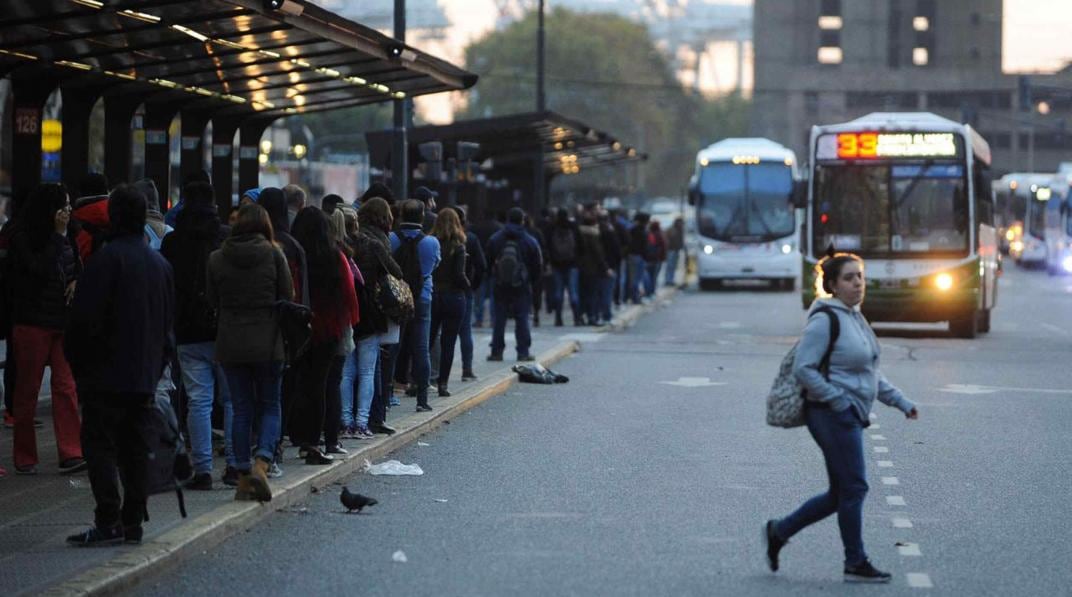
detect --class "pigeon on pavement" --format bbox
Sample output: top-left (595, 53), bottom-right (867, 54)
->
top-left (340, 487), bottom-right (378, 513)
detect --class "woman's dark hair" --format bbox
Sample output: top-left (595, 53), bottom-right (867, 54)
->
top-left (819, 251), bottom-right (864, 294)
top-left (108, 184), bottom-right (147, 237)
top-left (357, 197), bottom-right (392, 233)
top-left (230, 204), bottom-right (275, 244)
top-left (322, 194), bottom-right (345, 215)
top-left (257, 187), bottom-right (288, 234)
top-left (291, 206), bottom-right (341, 300)
top-left (24, 183), bottom-right (70, 250)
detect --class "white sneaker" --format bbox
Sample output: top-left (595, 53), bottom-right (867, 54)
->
top-left (267, 462), bottom-right (283, 478)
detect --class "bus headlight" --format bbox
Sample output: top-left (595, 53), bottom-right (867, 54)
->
top-left (781, 243), bottom-right (793, 254)
top-left (703, 244), bottom-right (714, 255)
top-left (935, 273), bottom-right (954, 291)
top-left (1063, 256), bottom-right (1072, 273)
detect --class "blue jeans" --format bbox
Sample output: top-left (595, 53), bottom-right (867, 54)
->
top-left (644, 262), bottom-right (662, 297)
top-left (600, 273), bottom-right (616, 322)
top-left (664, 250), bottom-right (681, 286)
top-left (460, 292), bottom-right (475, 371)
top-left (223, 361), bottom-right (283, 471)
top-left (627, 256), bottom-right (646, 303)
top-left (388, 298), bottom-right (431, 404)
top-left (551, 265), bottom-right (580, 320)
top-left (340, 348), bottom-right (358, 429)
top-left (178, 342), bottom-right (232, 474)
top-left (430, 290), bottom-right (466, 385)
top-left (492, 290), bottom-right (532, 357)
top-left (355, 334), bottom-right (381, 428)
top-left (775, 405), bottom-right (869, 566)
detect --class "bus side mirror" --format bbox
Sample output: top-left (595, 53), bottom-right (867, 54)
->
top-left (791, 179), bottom-right (808, 209)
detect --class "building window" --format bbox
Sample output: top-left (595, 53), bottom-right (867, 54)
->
top-left (818, 16), bottom-right (843, 30)
top-left (913, 47), bottom-right (929, 66)
top-left (913, 16), bottom-right (929, 31)
top-left (818, 47), bottom-right (844, 64)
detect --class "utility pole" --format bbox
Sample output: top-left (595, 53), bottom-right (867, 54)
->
top-left (392, 0), bottom-right (409, 201)
top-left (535, 0), bottom-right (546, 208)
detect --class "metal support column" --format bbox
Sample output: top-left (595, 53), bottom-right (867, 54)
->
top-left (103, 90), bottom-right (142, 188)
top-left (9, 69), bottom-right (59, 205)
top-left (59, 85), bottom-right (104, 193)
top-left (143, 98), bottom-right (185, 209)
top-left (534, 0), bottom-right (547, 210)
top-left (211, 117), bottom-right (240, 221)
top-left (238, 118), bottom-right (272, 197)
top-left (179, 107), bottom-right (213, 187)
top-left (391, 0), bottom-right (409, 202)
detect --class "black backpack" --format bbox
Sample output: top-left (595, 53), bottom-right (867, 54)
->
top-left (550, 227), bottom-right (577, 262)
top-left (495, 237), bottom-right (528, 290)
top-left (394, 233), bottom-right (426, 297)
top-left (145, 393), bottom-right (194, 519)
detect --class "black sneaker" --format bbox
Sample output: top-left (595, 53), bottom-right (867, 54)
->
top-left (516, 354), bottom-right (535, 362)
top-left (764, 520), bottom-right (786, 572)
top-left (368, 423), bottom-right (396, 435)
top-left (844, 560), bottom-right (892, 583)
top-left (487, 353), bottom-right (503, 362)
top-left (124, 525), bottom-right (143, 544)
top-left (58, 458), bottom-right (88, 475)
top-left (67, 525), bottom-right (123, 547)
top-left (184, 472), bottom-right (213, 490)
top-left (415, 403), bottom-right (433, 412)
top-left (221, 466), bottom-right (240, 487)
top-left (461, 370), bottom-right (477, 381)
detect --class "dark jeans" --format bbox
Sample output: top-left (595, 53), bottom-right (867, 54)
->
top-left (551, 265), bottom-right (580, 320)
top-left (579, 273), bottom-right (603, 323)
top-left (223, 361), bottom-right (283, 469)
top-left (81, 395), bottom-right (153, 529)
top-left (460, 292), bottom-right (475, 371)
top-left (430, 291), bottom-right (466, 385)
top-left (492, 290), bottom-right (532, 357)
top-left (775, 405), bottom-right (869, 566)
top-left (3, 331), bottom-right (15, 414)
top-left (370, 344), bottom-right (389, 426)
top-left (289, 341), bottom-right (336, 448)
top-left (387, 299), bottom-right (431, 405)
top-left (323, 354), bottom-right (344, 447)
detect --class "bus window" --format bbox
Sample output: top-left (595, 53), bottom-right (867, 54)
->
top-left (972, 164), bottom-right (993, 226)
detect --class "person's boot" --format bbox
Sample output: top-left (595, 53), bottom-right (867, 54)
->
top-left (248, 457), bottom-right (272, 502)
top-left (533, 313), bottom-right (540, 327)
top-left (437, 383), bottom-right (451, 397)
top-left (234, 472), bottom-right (256, 501)
top-left (554, 312), bottom-right (564, 327)
top-left (462, 369), bottom-right (477, 381)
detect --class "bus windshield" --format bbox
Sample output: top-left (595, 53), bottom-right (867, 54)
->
top-left (1028, 196), bottom-right (1047, 240)
top-left (697, 162), bottom-right (794, 242)
top-left (813, 163), bottom-right (969, 256)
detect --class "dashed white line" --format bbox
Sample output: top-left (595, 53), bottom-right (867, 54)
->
top-left (892, 517), bottom-right (913, 528)
top-left (898, 543), bottom-right (922, 557)
top-left (877, 460), bottom-right (894, 468)
top-left (882, 476), bottom-right (900, 485)
top-left (870, 434), bottom-right (887, 440)
top-left (874, 446), bottom-right (890, 453)
top-left (886, 495), bottom-right (907, 506)
top-left (906, 572), bottom-right (933, 588)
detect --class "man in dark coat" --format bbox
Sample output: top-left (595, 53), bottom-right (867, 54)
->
top-left (64, 184), bottom-right (175, 546)
top-left (486, 208), bottom-right (542, 361)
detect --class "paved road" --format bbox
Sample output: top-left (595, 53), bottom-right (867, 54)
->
top-left (131, 267), bottom-right (1072, 596)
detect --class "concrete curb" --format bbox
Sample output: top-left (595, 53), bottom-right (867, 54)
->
top-left (41, 340), bottom-right (580, 597)
top-left (601, 283), bottom-right (683, 332)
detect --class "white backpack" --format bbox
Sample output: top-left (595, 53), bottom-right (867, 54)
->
top-left (766, 307), bottom-right (839, 428)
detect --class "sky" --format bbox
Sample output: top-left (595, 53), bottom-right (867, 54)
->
top-left (404, 0), bottom-right (1072, 122)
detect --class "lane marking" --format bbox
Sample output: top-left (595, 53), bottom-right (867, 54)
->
top-left (898, 543), bottom-right (922, 557)
top-left (874, 446), bottom-right (890, 453)
top-left (1041, 323), bottom-right (1070, 337)
top-left (870, 434), bottom-right (887, 441)
top-left (892, 517), bottom-right (913, 528)
top-left (869, 412), bottom-right (878, 420)
top-left (870, 424), bottom-right (881, 429)
top-left (886, 495), bottom-right (907, 506)
top-left (906, 572), bottom-right (933, 588)
top-left (939, 383), bottom-right (1072, 396)
top-left (658, 377), bottom-right (727, 388)
top-left (882, 476), bottom-right (900, 485)
top-left (877, 460), bottom-right (894, 467)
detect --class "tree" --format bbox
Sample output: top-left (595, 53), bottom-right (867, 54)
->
top-left (463, 7), bottom-right (749, 198)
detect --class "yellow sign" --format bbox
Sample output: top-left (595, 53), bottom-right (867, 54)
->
top-left (41, 119), bottom-right (62, 153)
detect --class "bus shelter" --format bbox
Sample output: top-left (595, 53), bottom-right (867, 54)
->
top-left (1, 0), bottom-right (477, 212)
top-left (365, 111), bottom-right (643, 215)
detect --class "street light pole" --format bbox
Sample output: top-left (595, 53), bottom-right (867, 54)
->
top-left (392, 0), bottom-right (409, 201)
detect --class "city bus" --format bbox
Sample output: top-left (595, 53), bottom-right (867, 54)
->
top-left (800, 112), bottom-right (998, 338)
top-left (996, 173), bottom-right (1053, 267)
top-left (1044, 170), bottom-right (1072, 275)
top-left (687, 138), bottom-right (800, 291)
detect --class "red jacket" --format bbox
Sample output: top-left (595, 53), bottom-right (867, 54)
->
top-left (71, 196), bottom-right (110, 261)
top-left (311, 250), bottom-right (359, 344)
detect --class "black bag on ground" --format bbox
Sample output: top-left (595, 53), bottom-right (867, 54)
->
top-left (512, 363), bottom-right (569, 384)
top-left (145, 393), bottom-right (193, 519)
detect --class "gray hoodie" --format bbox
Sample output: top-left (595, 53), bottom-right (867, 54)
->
top-left (793, 297), bottom-right (915, 424)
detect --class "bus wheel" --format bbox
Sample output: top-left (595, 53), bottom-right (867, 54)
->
top-left (977, 309), bottom-right (991, 334)
top-left (950, 312), bottom-right (978, 338)
top-left (699, 278), bottom-right (722, 291)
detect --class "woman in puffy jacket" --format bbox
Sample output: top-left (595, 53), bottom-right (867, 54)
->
top-left (9, 183), bottom-right (84, 475)
top-left (207, 204), bottom-right (293, 502)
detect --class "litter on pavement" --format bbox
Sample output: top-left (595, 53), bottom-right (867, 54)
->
top-left (363, 459), bottom-right (425, 476)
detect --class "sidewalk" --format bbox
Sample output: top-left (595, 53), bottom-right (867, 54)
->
top-left (0, 283), bottom-right (683, 597)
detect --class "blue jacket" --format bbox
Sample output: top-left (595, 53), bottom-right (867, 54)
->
top-left (65, 234), bottom-right (175, 398)
top-left (793, 298), bottom-right (915, 424)
top-left (390, 224), bottom-right (441, 303)
top-left (487, 224), bottom-right (543, 294)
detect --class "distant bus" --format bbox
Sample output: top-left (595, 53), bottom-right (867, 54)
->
top-left (1044, 171), bottom-right (1072, 275)
top-left (801, 112), bottom-right (998, 338)
top-left (996, 173), bottom-right (1053, 267)
top-left (687, 138), bottom-right (800, 291)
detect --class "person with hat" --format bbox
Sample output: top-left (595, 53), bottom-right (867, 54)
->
top-left (414, 186), bottom-right (438, 233)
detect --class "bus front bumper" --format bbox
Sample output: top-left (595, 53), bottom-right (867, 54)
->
top-left (859, 287), bottom-right (979, 323)
top-left (697, 250), bottom-right (799, 280)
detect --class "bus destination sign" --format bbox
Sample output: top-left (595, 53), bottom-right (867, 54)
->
top-left (817, 132), bottom-right (958, 160)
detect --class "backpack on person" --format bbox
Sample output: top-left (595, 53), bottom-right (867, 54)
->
top-left (549, 226), bottom-right (577, 262)
top-left (394, 233), bottom-right (426, 297)
top-left (495, 236), bottom-right (528, 291)
top-left (766, 306), bottom-right (840, 428)
top-left (144, 393), bottom-right (194, 519)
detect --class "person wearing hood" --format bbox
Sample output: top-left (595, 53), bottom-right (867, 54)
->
top-left (64, 184), bottom-right (174, 546)
top-left (485, 207), bottom-right (542, 361)
top-left (764, 252), bottom-right (918, 583)
top-left (160, 181), bottom-right (235, 490)
top-left (164, 170), bottom-right (210, 228)
top-left (133, 179), bottom-right (173, 250)
top-left (71, 172), bottom-right (111, 261)
top-left (206, 204), bottom-right (292, 502)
